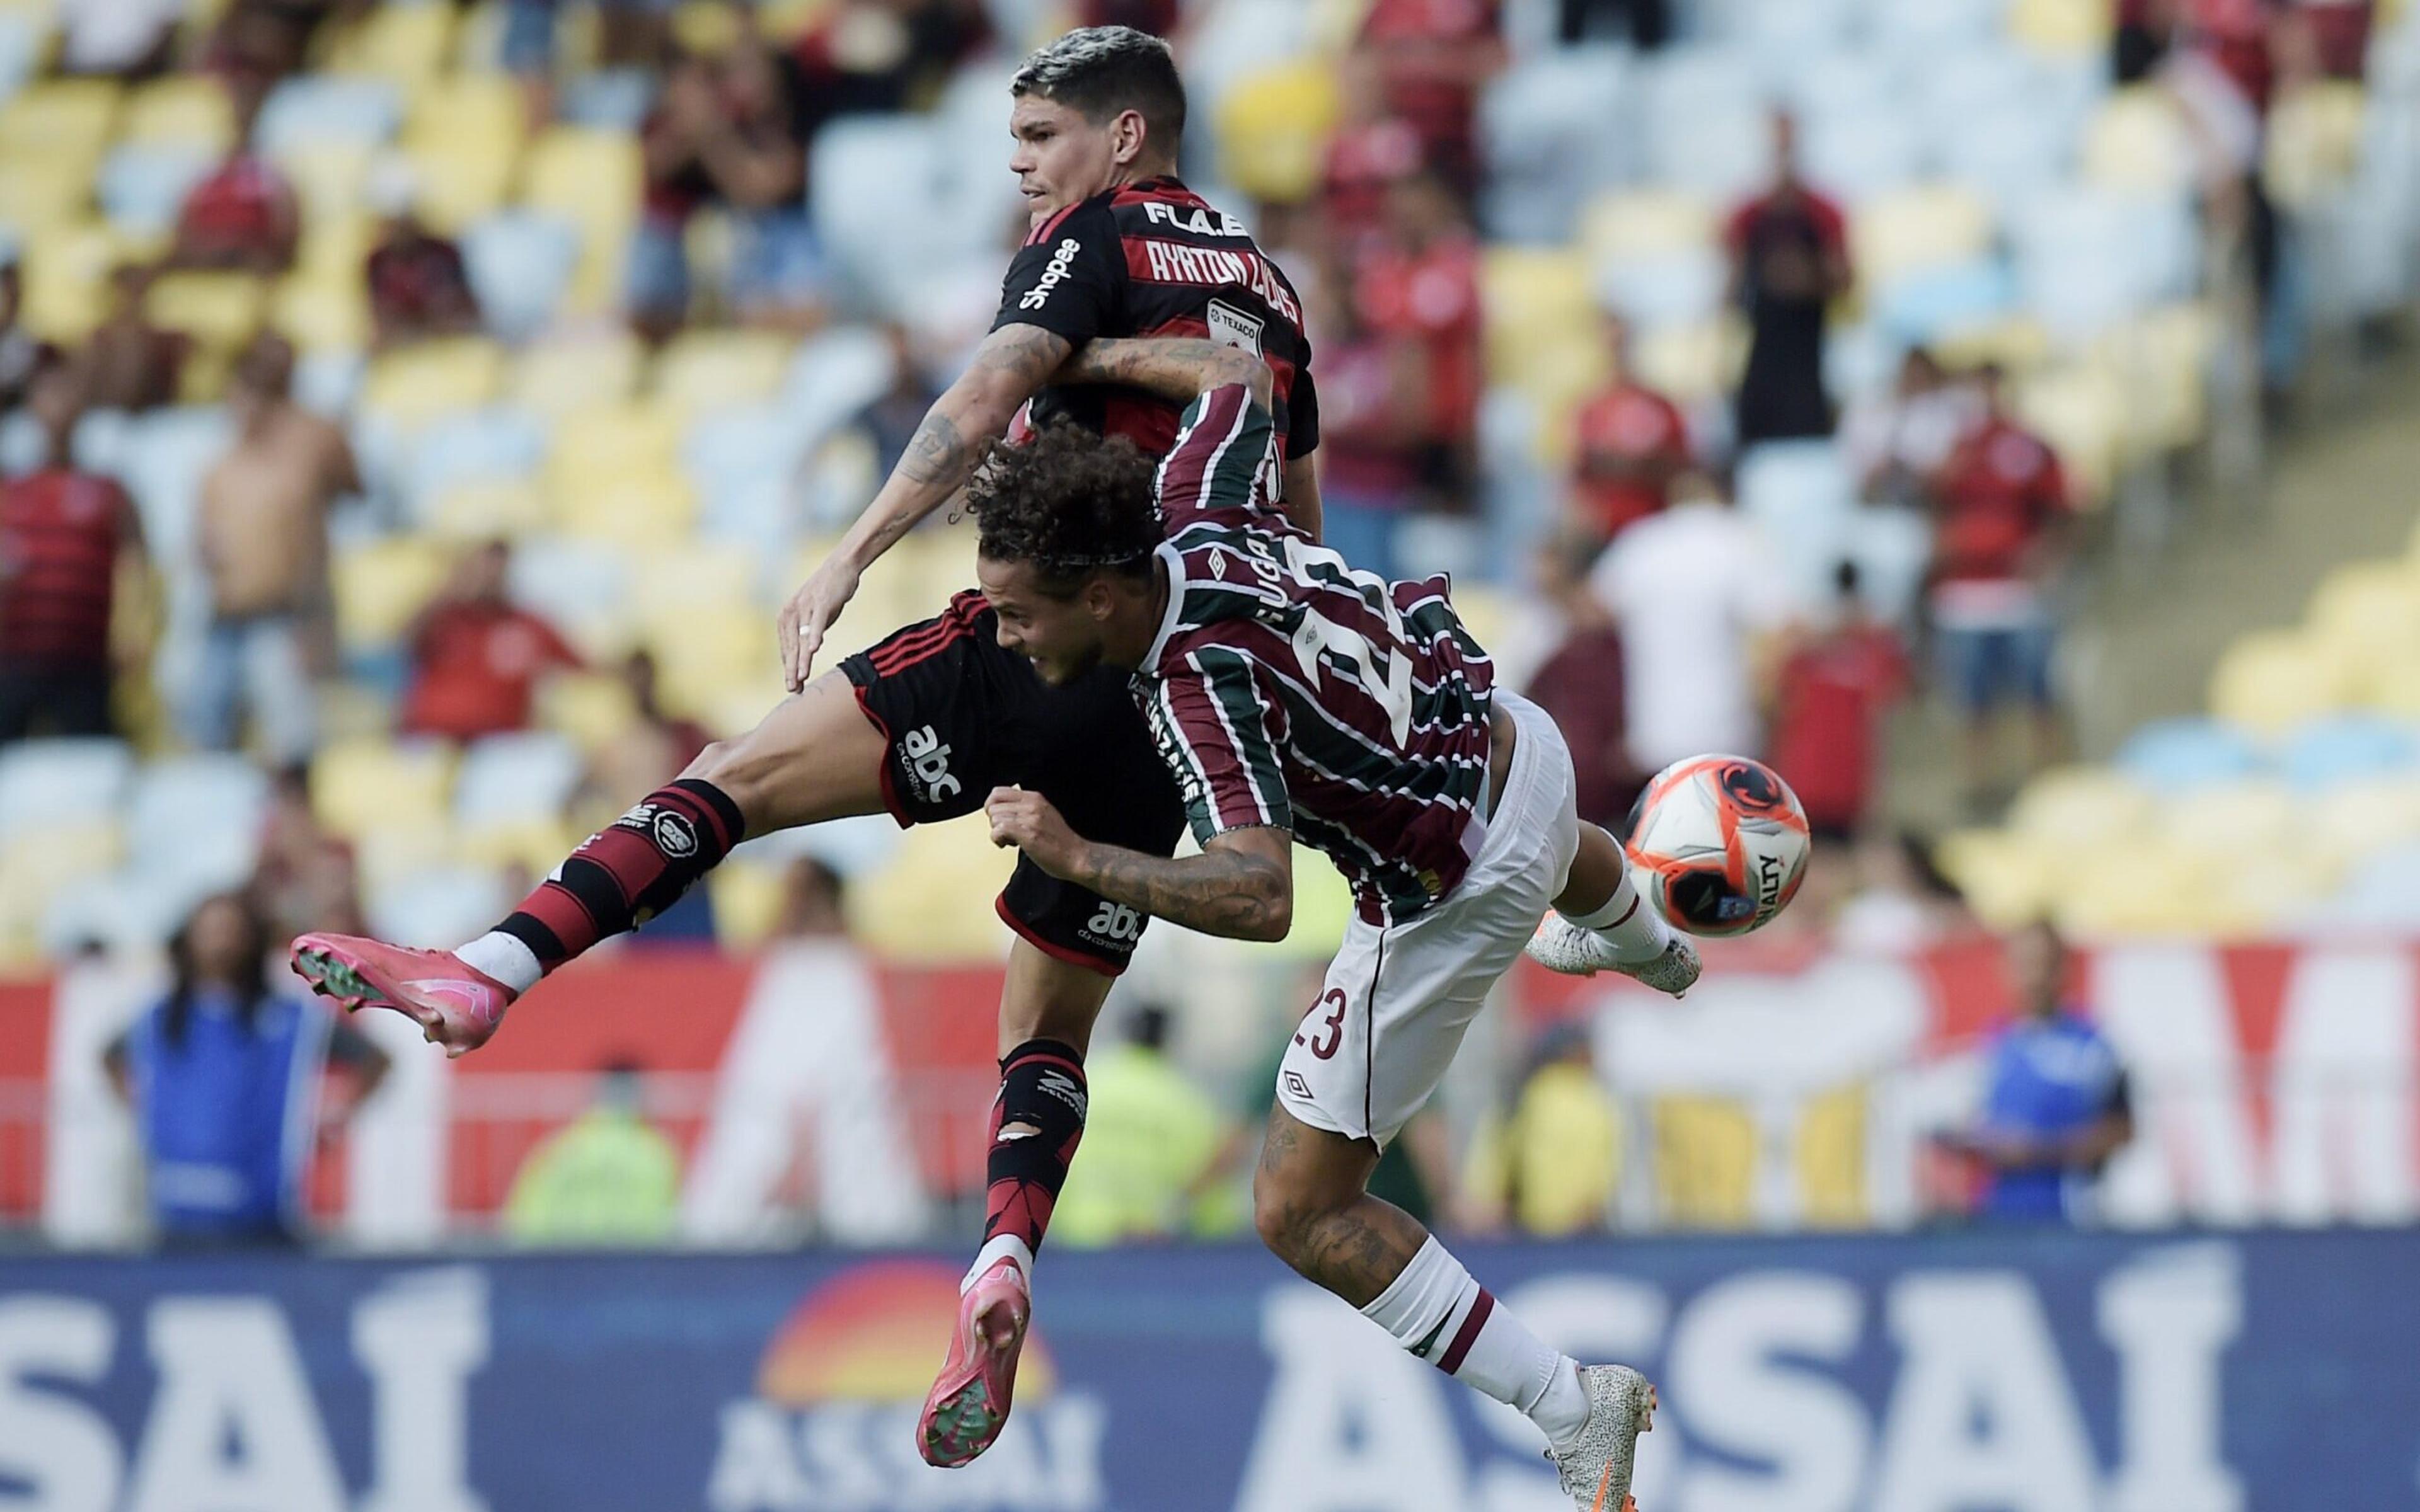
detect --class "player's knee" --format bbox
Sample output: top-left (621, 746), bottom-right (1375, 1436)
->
top-left (1251, 1162), bottom-right (1336, 1264)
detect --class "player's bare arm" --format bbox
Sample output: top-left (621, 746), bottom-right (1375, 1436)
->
top-left (985, 786), bottom-right (1293, 942)
top-left (778, 321), bottom-right (1072, 689)
top-left (1054, 337), bottom-right (1272, 410)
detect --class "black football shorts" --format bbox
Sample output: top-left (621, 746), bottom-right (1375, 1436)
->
top-left (840, 590), bottom-right (1185, 975)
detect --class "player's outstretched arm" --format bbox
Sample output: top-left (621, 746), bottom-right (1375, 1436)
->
top-left (1055, 337), bottom-right (1274, 410)
top-left (986, 787), bottom-right (1294, 943)
top-left (777, 321), bottom-right (1071, 689)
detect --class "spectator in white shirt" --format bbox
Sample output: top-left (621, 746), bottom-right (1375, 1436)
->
top-left (1588, 467), bottom-right (1794, 770)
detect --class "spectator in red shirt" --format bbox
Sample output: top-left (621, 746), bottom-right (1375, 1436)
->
top-left (400, 540), bottom-right (582, 743)
top-left (1568, 311), bottom-right (1690, 544)
top-left (1323, 54), bottom-right (1427, 256)
top-left (1769, 562), bottom-right (1910, 847)
top-left (1525, 530), bottom-right (1643, 832)
top-left (0, 350), bottom-right (149, 742)
top-left (166, 85), bottom-right (298, 275)
top-left (1357, 171), bottom-right (1485, 496)
top-left (1726, 112), bottom-right (1852, 447)
top-left (1927, 364), bottom-right (2073, 806)
top-left (364, 164), bottom-right (481, 352)
top-left (1358, 0), bottom-right (1506, 200)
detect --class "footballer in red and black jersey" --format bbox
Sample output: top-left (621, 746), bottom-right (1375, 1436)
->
top-left (994, 175), bottom-right (1319, 471)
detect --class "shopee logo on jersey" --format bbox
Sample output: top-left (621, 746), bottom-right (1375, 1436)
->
top-left (1018, 238), bottom-right (1083, 311)
top-left (899, 725), bottom-right (960, 801)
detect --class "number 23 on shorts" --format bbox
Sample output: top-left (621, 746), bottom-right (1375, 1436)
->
top-left (1295, 987), bottom-right (1347, 1061)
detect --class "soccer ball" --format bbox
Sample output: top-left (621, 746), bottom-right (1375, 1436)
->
top-left (1625, 755), bottom-right (1811, 937)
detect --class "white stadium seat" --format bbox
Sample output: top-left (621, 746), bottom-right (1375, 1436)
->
top-left (454, 731), bottom-right (584, 829)
top-left (0, 740), bottom-right (132, 844)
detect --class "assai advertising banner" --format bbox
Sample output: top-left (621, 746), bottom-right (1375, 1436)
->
top-left (0, 1227), bottom-right (2412, 1511)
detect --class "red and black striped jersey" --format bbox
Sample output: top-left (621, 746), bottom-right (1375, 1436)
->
top-left (1132, 386), bottom-right (1495, 926)
top-left (993, 176), bottom-right (1319, 467)
top-left (0, 469), bottom-right (129, 667)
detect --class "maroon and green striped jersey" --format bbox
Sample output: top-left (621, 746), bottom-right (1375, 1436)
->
top-left (1134, 386), bottom-right (1497, 925)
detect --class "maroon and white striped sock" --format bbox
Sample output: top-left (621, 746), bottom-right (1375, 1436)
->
top-left (1361, 1235), bottom-right (1592, 1450)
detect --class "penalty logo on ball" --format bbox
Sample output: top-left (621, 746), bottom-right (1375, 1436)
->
top-left (1627, 754), bottom-right (1812, 938)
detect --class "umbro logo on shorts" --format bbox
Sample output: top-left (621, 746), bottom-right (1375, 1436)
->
top-left (1282, 1070), bottom-right (1313, 1101)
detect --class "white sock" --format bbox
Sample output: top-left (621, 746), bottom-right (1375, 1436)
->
top-left (456, 932), bottom-right (541, 997)
top-left (1564, 838), bottom-right (1676, 966)
top-left (1359, 1237), bottom-right (1589, 1450)
top-left (964, 1234), bottom-right (1035, 1293)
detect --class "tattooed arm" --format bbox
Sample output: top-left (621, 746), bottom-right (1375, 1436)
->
top-left (1054, 337), bottom-right (1274, 410)
top-left (985, 788), bottom-right (1295, 942)
top-left (778, 321), bottom-right (1071, 687)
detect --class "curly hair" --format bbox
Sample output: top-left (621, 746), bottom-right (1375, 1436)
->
top-left (965, 418), bottom-right (1162, 599)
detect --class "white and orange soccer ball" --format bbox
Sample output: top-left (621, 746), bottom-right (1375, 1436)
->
top-left (1625, 755), bottom-right (1812, 937)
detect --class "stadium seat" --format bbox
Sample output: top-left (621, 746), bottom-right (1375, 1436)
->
top-left (510, 331), bottom-right (645, 419)
top-left (1864, 0), bottom-right (2007, 47)
top-left (652, 330), bottom-right (792, 416)
top-left (847, 822), bottom-right (1016, 961)
top-left (681, 403), bottom-right (810, 513)
top-left (2307, 779), bottom-right (2420, 869)
top-left (783, 323), bottom-right (900, 441)
top-left (0, 79), bottom-right (120, 164)
top-left (333, 535), bottom-right (452, 654)
top-left (1477, 47), bottom-right (1636, 241)
top-left (313, 738), bottom-right (456, 840)
top-left (1874, 260), bottom-right (2019, 347)
top-left (2014, 186), bottom-right (2199, 340)
top-left (1596, 246), bottom-right (1727, 333)
top-left (1580, 188), bottom-right (1717, 269)
top-left (454, 731), bottom-right (584, 828)
top-left (2305, 561), bottom-right (2420, 699)
top-left (558, 69), bottom-right (654, 133)
top-left (2082, 88), bottom-right (2198, 196)
top-left (255, 76), bottom-right (405, 159)
top-left (272, 274), bottom-right (372, 355)
top-left (548, 401), bottom-right (680, 496)
top-left (146, 272), bottom-right (267, 355)
top-left (405, 70), bottom-right (524, 156)
top-left (274, 140), bottom-right (379, 226)
top-left (2209, 631), bottom-right (2358, 736)
top-left (404, 132), bottom-right (519, 236)
top-left (2008, 0), bottom-right (2112, 55)
top-left (2162, 779), bottom-right (2302, 860)
top-left (2280, 716), bottom-right (2420, 791)
top-left (509, 536), bottom-right (639, 656)
top-left (521, 128), bottom-right (642, 313)
top-left (538, 672), bottom-right (642, 754)
top-left (122, 74), bottom-right (233, 151)
top-left (69, 406), bottom-right (135, 478)
top-left (2319, 840), bottom-right (2420, 930)
top-left (367, 865), bottom-right (507, 950)
top-left (1854, 183), bottom-right (1996, 289)
top-left (810, 117), bottom-right (946, 307)
top-left (2012, 362), bottom-right (2124, 501)
top-left (2114, 718), bottom-right (2267, 791)
top-left (560, 471), bottom-right (700, 548)
top-left (0, 158), bottom-right (95, 252)
top-left (0, 820), bottom-right (123, 958)
top-left (325, 2), bottom-right (456, 88)
top-left (1736, 440), bottom-right (1855, 600)
top-left (0, 12), bottom-right (39, 110)
top-left (0, 738), bottom-right (132, 844)
top-left (463, 212), bottom-right (580, 341)
top-left (124, 753), bottom-right (268, 896)
top-left (1802, 106), bottom-right (1924, 202)
top-left (360, 338), bottom-right (508, 430)
top-left (1214, 60), bottom-right (1340, 206)
top-left (403, 406), bottom-right (550, 519)
top-left (2007, 765), bottom-right (2156, 846)
top-left (119, 405), bottom-right (234, 559)
top-left (429, 478), bottom-right (551, 541)
top-left (1643, 83), bottom-right (1769, 204)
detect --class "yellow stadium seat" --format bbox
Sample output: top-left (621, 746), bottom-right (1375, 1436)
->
top-left (360, 336), bottom-right (507, 428)
top-left (332, 535), bottom-right (452, 653)
top-left (708, 859), bottom-right (788, 948)
top-left (633, 542), bottom-right (761, 625)
top-left (2090, 302), bottom-right (2214, 457)
top-left (1216, 60), bottom-right (1341, 205)
top-left (2366, 659), bottom-right (2420, 721)
top-left (406, 71), bottom-right (526, 153)
top-left (2009, 0), bottom-right (2111, 56)
top-left (1930, 313), bottom-right (2053, 375)
top-left (2054, 837), bottom-right (2235, 937)
top-left (458, 818), bottom-right (584, 873)
top-left (273, 275), bottom-right (371, 353)
top-left (556, 471), bottom-right (698, 546)
top-left (2012, 362), bottom-right (2124, 503)
top-left (1853, 183), bottom-right (1994, 289)
top-left (650, 329), bottom-right (792, 415)
top-left (122, 75), bottom-right (234, 151)
top-left (1631, 318), bottom-right (1744, 406)
top-left (2307, 561), bottom-right (2420, 701)
top-left (757, 0), bottom-right (831, 44)
top-left (18, 222), bottom-right (127, 341)
top-left (1651, 1095), bottom-right (1757, 1229)
top-left (430, 478), bottom-right (551, 541)
top-left (325, 2), bottom-right (456, 86)
top-left (403, 134), bottom-right (519, 236)
top-left (2209, 630), bottom-right (2356, 736)
top-left (672, 0), bottom-right (745, 55)
top-left (522, 128), bottom-right (641, 314)
top-left (647, 604), bottom-right (778, 719)
top-left (1484, 247), bottom-right (1592, 367)
top-left (2083, 88), bottom-right (2196, 195)
top-left (2161, 780), bottom-right (2300, 861)
top-left (146, 272), bottom-right (268, 352)
top-left (510, 331), bottom-right (645, 418)
top-left (1580, 188), bottom-right (1717, 266)
top-left (275, 141), bottom-right (378, 224)
top-left (0, 80), bottom-right (120, 161)
top-left (312, 739), bottom-right (457, 840)
top-left (2308, 779), bottom-right (2420, 862)
top-left (295, 213), bottom-right (376, 282)
top-left (549, 400), bottom-right (679, 486)
top-left (538, 672), bottom-right (643, 754)
top-left (2007, 765), bottom-right (2156, 846)
top-left (2267, 81), bottom-right (2368, 209)
top-left (0, 821), bottom-right (121, 958)
top-left (848, 823), bottom-right (1017, 961)
top-left (0, 156), bottom-right (94, 239)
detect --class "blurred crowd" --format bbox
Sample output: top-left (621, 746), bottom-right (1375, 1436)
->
top-left (0, 0), bottom-right (2404, 1244)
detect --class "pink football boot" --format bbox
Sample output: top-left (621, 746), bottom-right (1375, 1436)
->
top-left (917, 1257), bottom-right (1032, 1468)
top-left (290, 933), bottom-right (514, 1057)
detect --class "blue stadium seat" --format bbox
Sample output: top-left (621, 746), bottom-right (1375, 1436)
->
top-left (2114, 718), bottom-right (2268, 791)
top-left (97, 144), bottom-right (217, 238)
top-left (461, 212), bottom-right (580, 342)
top-left (255, 74), bottom-right (405, 157)
top-left (1876, 258), bottom-right (2017, 346)
top-left (403, 406), bottom-right (550, 522)
top-left (558, 70), bottom-right (655, 134)
top-left (2282, 716), bottom-right (2420, 791)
